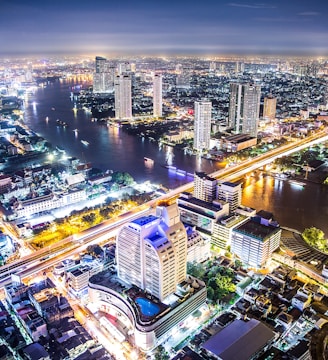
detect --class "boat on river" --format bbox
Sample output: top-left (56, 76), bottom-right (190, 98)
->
top-left (81, 140), bottom-right (89, 146)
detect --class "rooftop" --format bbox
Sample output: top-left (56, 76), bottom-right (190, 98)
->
top-left (202, 318), bottom-right (274, 360)
top-left (132, 215), bottom-right (158, 227)
top-left (234, 219), bottom-right (280, 241)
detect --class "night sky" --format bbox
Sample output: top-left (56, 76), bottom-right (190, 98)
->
top-left (1, 0), bottom-right (327, 56)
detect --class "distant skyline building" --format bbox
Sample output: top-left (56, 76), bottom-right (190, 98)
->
top-left (228, 83), bottom-right (261, 138)
top-left (263, 95), bottom-right (277, 120)
top-left (153, 74), bottom-right (162, 117)
top-left (193, 100), bottom-right (212, 151)
top-left (176, 64), bottom-right (191, 88)
top-left (209, 61), bottom-right (216, 72)
top-left (114, 74), bottom-right (132, 119)
top-left (116, 203), bottom-right (187, 301)
top-left (93, 56), bottom-right (115, 93)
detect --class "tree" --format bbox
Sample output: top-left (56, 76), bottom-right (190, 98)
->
top-left (302, 227), bottom-right (326, 251)
top-left (82, 212), bottom-right (96, 225)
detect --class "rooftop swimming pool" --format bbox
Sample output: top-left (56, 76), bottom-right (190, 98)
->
top-left (135, 297), bottom-right (160, 317)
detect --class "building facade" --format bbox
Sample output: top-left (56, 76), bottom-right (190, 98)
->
top-left (93, 56), bottom-right (115, 93)
top-left (116, 204), bottom-right (187, 301)
top-left (114, 75), bottom-right (132, 119)
top-left (231, 218), bottom-right (281, 268)
top-left (263, 95), bottom-right (277, 120)
top-left (217, 181), bottom-right (242, 213)
top-left (229, 83), bottom-right (261, 138)
top-left (193, 172), bottom-right (217, 203)
top-left (193, 100), bottom-right (212, 151)
top-left (153, 74), bottom-right (163, 117)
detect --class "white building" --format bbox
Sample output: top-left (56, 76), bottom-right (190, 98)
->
top-left (231, 218), bottom-right (281, 268)
top-left (193, 172), bottom-right (217, 203)
top-left (217, 181), bottom-right (242, 213)
top-left (229, 83), bottom-right (261, 138)
top-left (186, 226), bottom-right (211, 263)
top-left (193, 100), bottom-right (212, 152)
top-left (93, 56), bottom-right (115, 93)
top-left (114, 75), bottom-right (132, 119)
top-left (153, 74), bottom-right (162, 117)
top-left (116, 203), bottom-right (187, 301)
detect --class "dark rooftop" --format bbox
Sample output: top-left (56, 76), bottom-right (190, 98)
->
top-left (234, 219), bottom-right (280, 241)
top-left (202, 318), bottom-right (274, 360)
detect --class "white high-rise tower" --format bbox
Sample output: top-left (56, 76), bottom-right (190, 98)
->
top-left (153, 74), bottom-right (162, 117)
top-left (114, 74), bottom-right (132, 119)
top-left (93, 56), bottom-right (114, 93)
top-left (193, 100), bottom-right (212, 151)
top-left (228, 83), bottom-right (261, 138)
top-left (116, 203), bottom-right (187, 301)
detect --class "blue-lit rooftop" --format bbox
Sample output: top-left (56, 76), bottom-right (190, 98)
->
top-left (132, 215), bottom-right (158, 227)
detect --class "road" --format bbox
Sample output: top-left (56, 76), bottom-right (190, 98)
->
top-left (1, 130), bottom-right (327, 287)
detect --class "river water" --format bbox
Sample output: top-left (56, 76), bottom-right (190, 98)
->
top-left (23, 79), bottom-right (328, 235)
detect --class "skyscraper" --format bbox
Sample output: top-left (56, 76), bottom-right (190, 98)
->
top-left (114, 74), bottom-right (132, 119)
top-left (193, 100), bottom-right (212, 151)
top-left (228, 83), bottom-right (261, 138)
top-left (153, 74), bottom-right (162, 117)
top-left (263, 95), bottom-right (277, 120)
top-left (93, 56), bottom-right (114, 93)
top-left (116, 203), bottom-right (187, 301)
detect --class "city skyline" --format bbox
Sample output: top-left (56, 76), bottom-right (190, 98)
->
top-left (1, 0), bottom-right (328, 56)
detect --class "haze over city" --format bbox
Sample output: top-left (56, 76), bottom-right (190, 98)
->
top-left (1, 0), bottom-right (328, 56)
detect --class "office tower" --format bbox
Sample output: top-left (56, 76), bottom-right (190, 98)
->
top-left (118, 62), bottom-right (131, 75)
top-left (153, 74), bottom-right (162, 117)
top-left (193, 172), bottom-right (217, 203)
top-left (217, 181), bottom-right (242, 213)
top-left (93, 56), bottom-right (114, 93)
top-left (114, 75), bottom-right (132, 119)
top-left (209, 61), bottom-right (216, 72)
top-left (116, 203), bottom-right (187, 301)
top-left (235, 61), bottom-right (244, 73)
top-left (193, 100), bottom-right (212, 151)
top-left (263, 95), bottom-right (277, 120)
top-left (25, 63), bottom-right (33, 82)
top-left (176, 65), bottom-right (191, 88)
top-left (228, 83), bottom-right (261, 138)
top-left (231, 218), bottom-right (281, 268)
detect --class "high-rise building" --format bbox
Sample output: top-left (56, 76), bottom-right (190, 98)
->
top-left (89, 203), bottom-right (207, 351)
top-left (116, 203), bottom-right (187, 301)
top-left (209, 61), bottom-right (216, 72)
top-left (231, 218), bottom-right (281, 268)
top-left (153, 74), bottom-right (162, 117)
top-left (193, 100), bottom-right (212, 151)
top-left (263, 95), bottom-right (277, 120)
top-left (193, 172), bottom-right (217, 203)
top-left (228, 83), bottom-right (261, 138)
top-left (217, 181), bottom-right (242, 213)
top-left (93, 56), bottom-right (114, 93)
top-left (176, 65), bottom-right (191, 88)
top-left (118, 62), bottom-right (131, 75)
top-left (114, 75), bottom-right (132, 119)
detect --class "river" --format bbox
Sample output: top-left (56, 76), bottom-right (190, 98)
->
top-left (23, 79), bottom-right (328, 235)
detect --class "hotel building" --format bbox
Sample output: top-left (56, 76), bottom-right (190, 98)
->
top-left (88, 204), bottom-right (207, 351)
